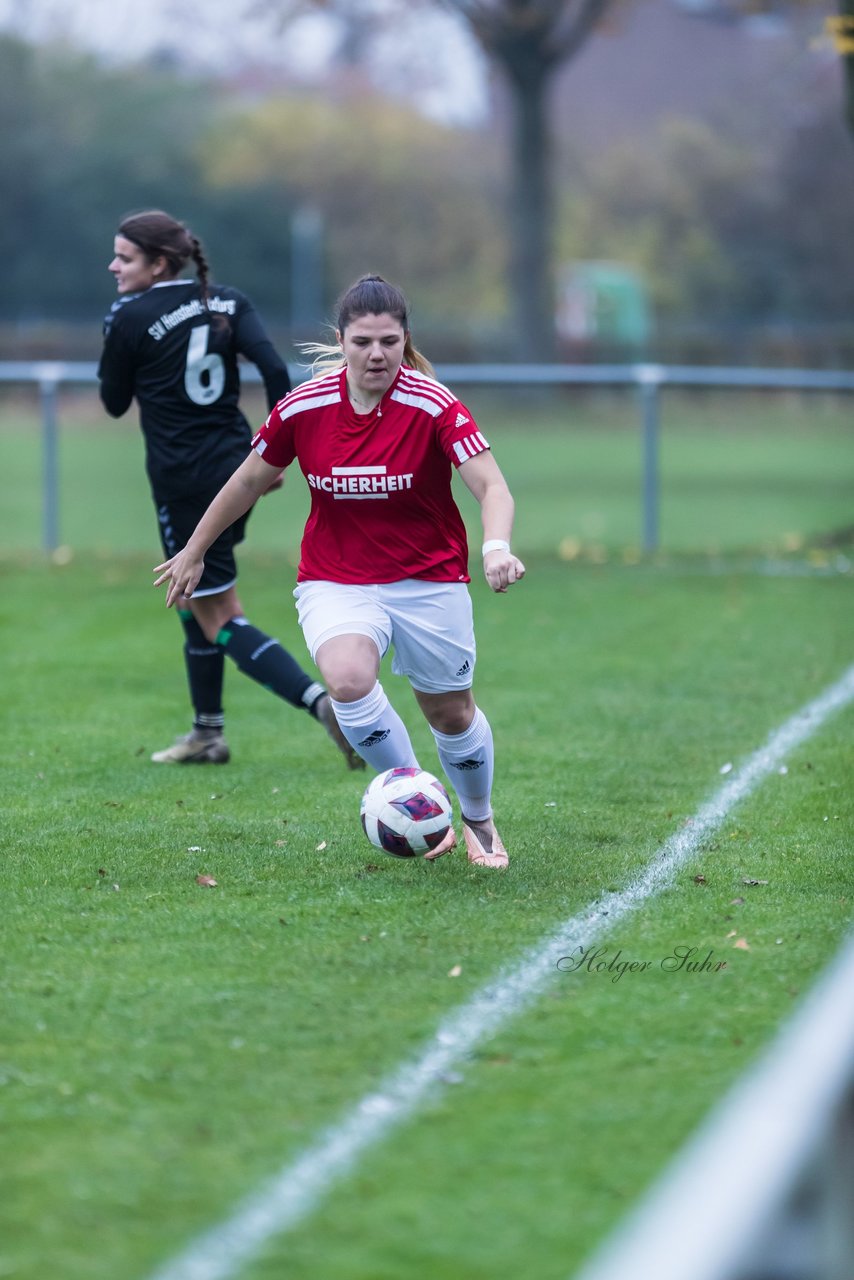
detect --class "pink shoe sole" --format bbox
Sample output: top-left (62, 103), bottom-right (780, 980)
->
top-left (424, 827), bottom-right (457, 860)
top-left (463, 820), bottom-right (509, 868)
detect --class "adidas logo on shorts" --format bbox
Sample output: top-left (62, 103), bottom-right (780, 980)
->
top-left (456, 659), bottom-right (471, 677)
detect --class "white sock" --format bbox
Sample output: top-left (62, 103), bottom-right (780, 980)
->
top-left (431, 707), bottom-right (494, 823)
top-left (329, 684), bottom-right (419, 773)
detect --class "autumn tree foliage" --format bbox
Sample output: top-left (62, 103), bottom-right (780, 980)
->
top-left (263, 0), bottom-right (616, 357)
top-left (832, 0), bottom-right (854, 136)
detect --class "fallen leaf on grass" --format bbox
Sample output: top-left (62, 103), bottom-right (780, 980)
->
top-left (742, 878), bottom-right (769, 887)
top-left (719, 762), bottom-right (733, 775)
top-left (693, 874), bottom-right (707, 885)
top-left (448, 964), bottom-right (463, 978)
top-left (733, 938), bottom-right (750, 951)
top-left (730, 897), bottom-right (745, 905)
top-left (195, 875), bottom-right (218, 888)
top-left (316, 841), bottom-right (327, 852)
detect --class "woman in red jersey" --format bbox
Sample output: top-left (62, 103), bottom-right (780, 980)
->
top-left (154, 275), bottom-right (525, 867)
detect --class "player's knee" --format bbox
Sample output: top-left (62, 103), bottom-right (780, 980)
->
top-left (429, 709), bottom-right (472, 735)
top-left (191, 593), bottom-right (242, 645)
top-left (418, 690), bottom-right (475, 736)
top-left (316, 635), bottom-right (379, 702)
top-left (325, 668), bottom-right (377, 703)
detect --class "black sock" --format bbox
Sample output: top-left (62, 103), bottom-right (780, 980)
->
top-left (217, 616), bottom-right (320, 711)
top-left (179, 610), bottom-right (225, 732)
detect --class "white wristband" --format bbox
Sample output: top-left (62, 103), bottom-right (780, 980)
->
top-left (482, 539), bottom-right (510, 557)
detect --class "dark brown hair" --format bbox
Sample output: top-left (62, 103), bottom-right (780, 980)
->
top-left (303, 273), bottom-right (435, 378)
top-left (336, 274), bottom-right (409, 334)
top-left (117, 209), bottom-right (214, 309)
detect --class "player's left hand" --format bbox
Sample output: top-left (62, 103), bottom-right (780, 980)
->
top-left (483, 550), bottom-right (526, 594)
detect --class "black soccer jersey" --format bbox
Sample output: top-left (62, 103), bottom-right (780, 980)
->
top-left (98, 280), bottom-right (291, 501)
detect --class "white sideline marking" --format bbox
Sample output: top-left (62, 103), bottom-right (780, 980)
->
top-left (147, 665), bottom-right (854, 1280)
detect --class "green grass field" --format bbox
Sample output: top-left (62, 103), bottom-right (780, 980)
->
top-left (1, 386), bottom-right (852, 1279)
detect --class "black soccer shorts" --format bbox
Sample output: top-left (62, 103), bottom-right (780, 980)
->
top-left (154, 493), bottom-right (251, 596)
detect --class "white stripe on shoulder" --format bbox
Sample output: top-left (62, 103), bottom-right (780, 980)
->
top-left (391, 388), bottom-right (447, 417)
top-left (397, 370), bottom-right (456, 409)
top-left (392, 372), bottom-right (458, 418)
top-left (275, 373), bottom-right (342, 421)
top-left (278, 390), bottom-right (341, 421)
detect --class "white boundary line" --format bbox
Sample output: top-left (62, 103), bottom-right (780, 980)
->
top-left (147, 664), bottom-right (854, 1280)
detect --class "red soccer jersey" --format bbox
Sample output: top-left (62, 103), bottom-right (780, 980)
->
top-left (251, 365), bottom-right (491, 584)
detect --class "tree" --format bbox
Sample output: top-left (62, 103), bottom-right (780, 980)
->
top-left (198, 92), bottom-right (506, 345)
top-left (438, 1), bottom-right (613, 358)
top-left (0, 35), bottom-right (217, 324)
top-left (262, 0), bottom-right (615, 358)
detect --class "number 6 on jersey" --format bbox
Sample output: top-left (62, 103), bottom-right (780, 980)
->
top-left (184, 324), bottom-right (225, 405)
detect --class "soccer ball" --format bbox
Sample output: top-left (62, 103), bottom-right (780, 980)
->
top-left (360, 767), bottom-right (453, 858)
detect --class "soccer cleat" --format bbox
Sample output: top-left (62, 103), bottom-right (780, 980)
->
top-left (462, 818), bottom-right (509, 869)
top-left (150, 728), bottom-right (230, 764)
top-left (314, 694), bottom-right (365, 770)
top-left (423, 826), bottom-right (457, 860)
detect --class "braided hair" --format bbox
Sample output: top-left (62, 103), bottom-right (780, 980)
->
top-left (116, 209), bottom-right (214, 311)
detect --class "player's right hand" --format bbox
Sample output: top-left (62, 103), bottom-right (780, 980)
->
top-left (153, 552), bottom-right (205, 608)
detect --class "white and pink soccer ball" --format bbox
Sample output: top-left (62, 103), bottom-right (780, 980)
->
top-left (360, 767), bottom-right (453, 857)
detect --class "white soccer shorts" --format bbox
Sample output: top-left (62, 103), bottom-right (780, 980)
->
top-left (293, 579), bottom-right (476, 693)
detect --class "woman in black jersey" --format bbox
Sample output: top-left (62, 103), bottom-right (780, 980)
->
top-left (99, 209), bottom-right (361, 769)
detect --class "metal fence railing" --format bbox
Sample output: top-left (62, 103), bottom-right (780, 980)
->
top-left (3, 360), bottom-right (854, 554)
top-left (570, 930), bottom-right (854, 1280)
